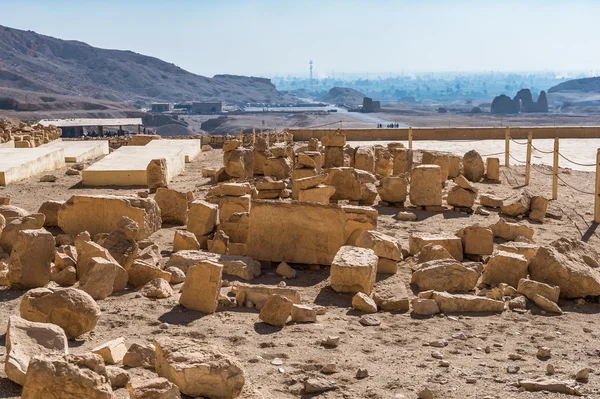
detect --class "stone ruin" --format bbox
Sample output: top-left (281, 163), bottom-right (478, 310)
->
top-left (0, 127), bottom-right (599, 397)
top-left (0, 116), bottom-right (62, 147)
top-left (491, 88), bottom-right (549, 114)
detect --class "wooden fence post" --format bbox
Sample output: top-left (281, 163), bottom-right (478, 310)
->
top-left (408, 127), bottom-right (413, 150)
top-left (252, 127), bottom-right (256, 145)
top-left (595, 148), bottom-right (600, 223)
top-left (552, 138), bottom-right (559, 200)
top-left (505, 126), bottom-right (510, 167)
top-left (525, 132), bottom-right (532, 185)
top-left (239, 128), bottom-right (243, 142)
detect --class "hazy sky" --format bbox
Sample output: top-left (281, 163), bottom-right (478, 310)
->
top-left (1, 0), bottom-right (598, 78)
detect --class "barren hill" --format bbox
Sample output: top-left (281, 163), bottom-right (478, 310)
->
top-left (320, 87), bottom-right (365, 107)
top-left (0, 25), bottom-right (288, 106)
top-left (548, 76), bottom-right (600, 93)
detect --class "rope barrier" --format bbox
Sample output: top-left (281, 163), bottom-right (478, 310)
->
top-left (480, 151), bottom-right (505, 157)
top-left (509, 153), bottom-right (527, 163)
top-left (304, 121), bottom-right (342, 129)
top-left (509, 137), bottom-right (528, 145)
top-left (531, 164), bottom-right (554, 176)
top-left (557, 175), bottom-right (595, 195)
top-left (558, 152), bottom-right (596, 167)
top-left (530, 144), bottom-right (554, 154)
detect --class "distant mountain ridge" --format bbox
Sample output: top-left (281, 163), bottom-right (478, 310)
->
top-left (548, 77), bottom-right (600, 93)
top-left (0, 25), bottom-right (287, 104)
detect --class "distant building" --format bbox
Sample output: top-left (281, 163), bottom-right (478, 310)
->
top-left (362, 97), bottom-right (380, 113)
top-left (191, 102), bottom-right (223, 114)
top-left (150, 103), bottom-right (173, 113)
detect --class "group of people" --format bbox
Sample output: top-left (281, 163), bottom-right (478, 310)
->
top-left (376, 123), bottom-right (400, 128)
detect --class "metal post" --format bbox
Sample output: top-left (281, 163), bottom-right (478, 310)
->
top-left (505, 126), bottom-right (510, 167)
top-left (595, 148), bottom-right (600, 223)
top-left (525, 132), bottom-right (532, 185)
top-left (552, 138), bottom-right (559, 200)
top-left (408, 126), bottom-right (413, 150)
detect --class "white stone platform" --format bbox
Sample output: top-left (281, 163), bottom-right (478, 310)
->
top-left (82, 145), bottom-right (186, 186)
top-left (44, 140), bottom-right (110, 163)
top-left (0, 147), bottom-right (66, 185)
top-left (0, 140), bottom-right (15, 149)
top-left (146, 139), bottom-right (201, 163)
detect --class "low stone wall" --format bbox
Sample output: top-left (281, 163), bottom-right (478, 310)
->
top-left (288, 126), bottom-right (600, 141)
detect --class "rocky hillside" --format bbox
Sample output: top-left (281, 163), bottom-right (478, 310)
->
top-left (0, 25), bottom-right (288, 105)
top-left (320, 87), bottom-right (365, 107)
top-left (548, 77), bottom-right (600, 93)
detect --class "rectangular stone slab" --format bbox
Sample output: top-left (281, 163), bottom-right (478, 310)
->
top-left (44, 140), bottom-right (109, 163)
top-left (146, 139), bottom-right (202, 163)
top-left (0, 147), bottom-right (65, 185)
top-left (82, 145), bottom-right (185, 186)
top-left (246, 200), bottom-right (347, 265)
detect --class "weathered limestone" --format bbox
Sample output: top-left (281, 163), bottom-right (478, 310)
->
top-left (154, 337), bottom-right (245, 398)
top-left (224, 148), bottom-right (253, 178)
top-left (411, 298), bottom-right (440, 316)
top-left (246, 201), bottom-right (347, 265)
top-left (430, 291), bottom-right (504, 313)
top-left (352, 292), bottom-right (377, 313)
top-left (415, 244), bottom-right (453, 263)
top-left (480, 194), bottom-right (504, 208)
top-left (411, 260), bottom-right (480, 293)
top-left (20, 287), bottom-right (101, 339)
top-left (264, 156), bottom-right (292, 180)
top-left (79, 257), bottom-right (128, 300)
top-left (497, 241), bottom-right (538, 261)
top-left (259, 294), bottom-right (293, 326)
top-left (421, 150), bottom-right (451, 183)
top-left (501, 193), bottom-right (530, 217)
top-left (529, 195), bottom-right (548, 222)
top-left (127, 378), bottom-right (181, 399)
top-left (409, 165), bottom-right (442, 206)
top-left (489, 219), bottom-right (534, 241)
top-left (320, 131), bottom-right (346, 147)
top-left (517, 278), bottom-right (560, 303)
top-left (325, 167), bottom-right (363, 201)
top-left (291, 304), bottom-right (317, 323)
top-left (462, 150), bottom-right (485, 182)
top-left (218, 195), bottom-right (251, 224)
top-left (147, 158), bottom-right (168, 191)
top-left (92, 337), bottom-right (128, 365)
top-left (166, 250), bottom-right (260, 280)
top-left (233, 282), bottom-right (301, 310)
top-left (208, 182), bottom-right (253, 197)
top-left (58, 195), bottom-right (162, 240)
top-left (123, 343), bottom-right (156, 369)
top-left (377, 176), bottom-right (408, 204)
top-left (529, 237), bottom-right (600, 298)
top-left (155, 188), bottom-right (192, 225)
top-left (409, 233), bottom-right (463, 261)
top-left (354, 146), bottom-right (375, 172)
top-left (292, 174), bottom-right (327, 199)
top-left (330, 246), bottom-right (378, 295)
top-left (96, 216), bottom-right (139, 269)
top-left (481, 251), bottom-right (529, 288)
top-left (179, 261), bottom-right (223, 314)
top-left (38, 200), bottom-right (63, 227)
top-left (128, 260), bottom-right (171, 287)
top-left (187, 200), bottom-right (218, 238)
top-left (298, 185), bottom-right (336, 204)
top-left (21, 354), bottom-right (113, 399)
top-left (141, 278), bottom-right (173, 298)
top-left (533, 294), bottom-right (562, 314)
top-left (446, 184), bottom-right (477, 208)
top-left (8, 228), bottom-right (55, 289)
top-left (0, 213), bottom-right (45, 253)
top-left (324, 146), bottom-right (344, 168)
top-left (5, 315), bottom-right (68, 386)
top-left (392, 148), bottom-right (413, 176)
top-left (356, 230), bottom-right (401, 260)
top-left (276, 261), bottom-right (296, 279)
top-left (457, 225), bottom-right (493, 256)
top-left (486, 158), bottom-right (500, 181)
top-left (172, 230), bottom-right (199, 252)
top-left (220, 212), bottom-right (249, 243)
top-left (208, 230), bottom-right (229, 254)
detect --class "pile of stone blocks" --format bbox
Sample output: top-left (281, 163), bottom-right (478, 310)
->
top-left (222, 139), bottom-right (253, 179)
top-left (356, 230), bottom-right (402, 274)
top-left (447, 175), bottom-right (478, 211)
top-left (264, 143), bottom-right (293, 180)
top-left (409, 165), bottom-right (443, 209)
top-left (374, 146), bottom-right (393, 177)
top-left (421, 150), bottom-right (461, 181)
top-left (291, 175), bottom-right (335, 204)
top-left (0, 117), bottom-right (61, 147)
top-left (377, 176), bottom-right (408, 206)
top-left (294, 148), bottom-right (322, 179)
top-left (325, 167), bottom-right (378, 206)
top-left (322, 130), bottom-right (346, 168)
top-left (252, 137), bottom-right (271, 176)
top-left (390, 145), bottom-right (412, 176)
top-left (354, 146), bottom-right (375, 173)
top-left (254, 179), bottom-right (287, 200)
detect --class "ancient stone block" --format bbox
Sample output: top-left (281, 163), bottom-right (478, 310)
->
top-left (409, 233), bottom-right (463, 261)
top-left (8, 228), bottom-right (55, 289)
top-left (354, 146), bottom-right (375, 172)
top-left (92, 337), bottom-right (127, 365)
top-left (224, 148), bottom-right (253, 178)
top-left (321, 131), bottom-right (346, 147)
top-left (462, 150), bottom-right (484, 182)
top-left (259, 294), bottom-right (293, 326)
top-left (486, 158), bottom-right (500, 181)
top-left (232, 282), bottom-right (301, 310)
top-left (324, 168), bottom-right (362, 201)
top-left (127, 378), bottom-right (180, 399)
top-left (127, 260), bottom-right (171, 287)
top-left (264, 157), bottom-right (292, 180)
top-left (411, 260), bottom-right (480, 293)
top-left (431, 291), bottom-right (504, 313)
top-left (166, 250), bottom-right (260, 280)
top-left (220, 212), bottom-right (249, 243)
top-left (219, 195), bottom-right (251, 224)
top-left (421, 150), bottom-right (450, 183)
top-left (38, 200), bottom-right (64, 227)
top-left (480, 194), bottom-right (504, 208)
top-left (58, 195), bottom-right (161, 240)
top-left (409, 165), bottom-right (442, 207)
top-left (481, 251), bottom-right (529, 288)
top-left (489, 219), bottom-right (534, 241)
top-left (377, 176), bottom-right (408, 204)
top-left (392, 148), bottom-right (413, 176)
top-left (355, 230), bottom-right (401, 261)
top-left (147, 158), bottom-right (168, 191)
top-left (324, 146), bottom-right (344, 168)
top-left (447, 185), bottom-right (476, 208)
top-left (457, 225), bottom-right (493, 256)
top-left (187, 200), bottom-right (218, 237)
top-left (155, 188), bottom-right (191, 225)
top-left (517, 278), bottom-right (560, 303)
top-left (330, 246), bottom-right (378, 295)
top-left (79, 257), bottom-right (128, 300)
top-left (298, 185), bottom-right (336, 204)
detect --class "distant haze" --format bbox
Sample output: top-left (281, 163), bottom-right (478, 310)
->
top-left (1, 0), bottom-right (599, 78)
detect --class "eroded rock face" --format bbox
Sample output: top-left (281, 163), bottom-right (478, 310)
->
top-left (5, 315), bottom-right (68, 386)
top-left (155, 188), bottom-right (192, 225)
top-left (20, 287), bottom-right (101, 339)
top-left (154, 337), bottom-right (245, 398)
top-left (21, 354), bottom-right (113, 399)
top-left (529, 237), bottom-right (600, 298)
top-left (462, 150), bottom-right (484, 183)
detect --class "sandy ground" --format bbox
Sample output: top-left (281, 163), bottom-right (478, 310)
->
top-left (0, 143), bottom-right (600, 398)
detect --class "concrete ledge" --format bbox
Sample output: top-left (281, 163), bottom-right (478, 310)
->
top-left (0, 147), bottom-right (66, 185)
top-left (146, 139), bottom-right (201, 163)
top-left (0, 140), bottom-right (15, 149)
top-left (82, 145), bottom-right (186, 186)
top-left (44, 140), bottom-right (110, 163)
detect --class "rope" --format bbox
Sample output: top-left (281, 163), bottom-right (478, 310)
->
top-left (509, 137), bottom-right (528, 145)
top-left (304, 121), bottom-right (342, 129)
top-left (530, 144), bottom-right (554, 154)
top-left (531, 164), bottom-right (554, 176)
top-left (509, 153), bottom-right (527, 163)
top-left (558, 152), bottom-right (596, 167)
top-left (557, 175), bottom-right (595, 195)
top-left (480, 151), bottom-right (505, 157)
